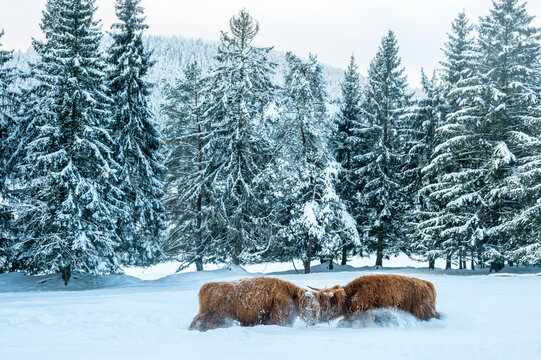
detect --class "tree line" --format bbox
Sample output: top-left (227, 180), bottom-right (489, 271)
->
top-left (1, 0), bottom-right (540, 280)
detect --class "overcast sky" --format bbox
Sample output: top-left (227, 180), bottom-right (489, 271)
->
top-left (1, 0), bottom-right (541, 86)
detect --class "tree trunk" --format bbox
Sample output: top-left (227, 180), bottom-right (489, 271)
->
top-left (375, 228), bottom-right (383, 267)
top-left (232, 236), bottom-right (242, 265)
top-left (195, 92), bottom-right (203, 272)
top-left (329, 256), bottom-right (334, 270)
top-left (470, 248), bottom-right (475, 270)
top-left (428, 259), bottom-right (435, 270)
top-left (341, 245), bottom-right (347, 266)
top-left (304, 236), bottom-right (312, 274)
top-left (195, 193), bottom-right (203, 271)
top-left (459, 251), bottom-right (463, 269)
top-left (303, 260), bottom-right (310, 274)
top-left (446, 254), bottom-right (452, 270)
top-left (508, 260), bottom-right (514, 267)
top-left (61, 265), bottom-right (71, 286)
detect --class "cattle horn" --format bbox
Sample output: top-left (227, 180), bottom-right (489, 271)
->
top-left (307, 285), bottom-right (322, 291)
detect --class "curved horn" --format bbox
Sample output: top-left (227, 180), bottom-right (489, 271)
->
top-left (307, 285), bottom-right (322, 291)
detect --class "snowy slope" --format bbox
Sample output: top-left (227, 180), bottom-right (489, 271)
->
top-left (1, 265), bottom-right (540, 360)
top-left (8, 35), bottom-right (350, 131)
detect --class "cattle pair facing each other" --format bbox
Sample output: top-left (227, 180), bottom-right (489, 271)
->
top-left (189, 274), bottom-right (440, 331)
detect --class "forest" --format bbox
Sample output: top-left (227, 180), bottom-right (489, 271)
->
top-left (1, 0), bottom-right (541, 283)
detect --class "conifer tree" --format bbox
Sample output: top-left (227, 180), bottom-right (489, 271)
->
top-left (335, 55), bottom-right (363, 265)
top-left (312, 162), bottom-right (361, 268)
top-left (403, 70), bottom-right (443, 269)
top-left (0, 30), bottom-right (15, 272)
top-left (13, 0), bottom-right (121, 283)
top-left (200, 10), bottom-right (275, 265)
top-left (415, 11), bottom-right (488, 269)
top-left (354, 30), bottom-right (409, 267)
top-left (440, 10), bottom-right (476, 99)
top-left (107, 0), bottom-right (165, 266)
top-left (161, 61), bottom-right (208, 271)
top-left (477, 0), bottom-right (541, 263)
top-left (271, 52), bottom-right (359, 273)
top-left (277, 52), bottom-right (329, 273)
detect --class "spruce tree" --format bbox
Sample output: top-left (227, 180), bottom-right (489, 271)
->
top-left (13, 0), bottom-right (121, 283)
top-left (415, 11), bottom-right (488, 269)
top-left (200, 10), bottom-right (275, 265)
top-left (271, 53), bottom-right (359, 273)
top-left (107, 0), bottom-right (165, 266)
top-left (477, 0), bottom-right (541, 263)
top-left (403, 70), bottom-right (444, 269)
top-left (440, 10), bottom-right (476, 99)
top-left (278, 52), bottom-right (329, 273)
top-left (161, 61), bottom-right (208, 271)
top-left (0, 30), bottom-right (15, 272)
top-left (313, 162), bottom-right (361, 269)
top-left (354, 30), bottom-right (409, 267)
top-left (335, 55), bottom-right (363, 265)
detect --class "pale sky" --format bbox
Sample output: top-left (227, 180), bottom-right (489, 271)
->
top-left (1, 0), bottom-right (541, 86)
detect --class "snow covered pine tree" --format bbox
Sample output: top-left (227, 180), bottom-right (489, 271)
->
top-left (161, 61), bottom-right (209, 271)
top-left (476, 0), bottom-right (541, 265)
top-left (14, 0), bottom-right (122, 284)
top-left (0, 30), bottom-right (16, 273)
top-left (272, 53), bottom-right (359, 273)
top-left (199, 10), bottom-right (276, 265)
top-left (403, 70), bottom-right (444, 270)
top-left (354, 31), bottom-right (410, 267)
top-left (335, 55), bottom-right (364, 265)
top-left (107, 0), bottom-right (165, 267)
top-left (415, 11), bottom-right (490, 269)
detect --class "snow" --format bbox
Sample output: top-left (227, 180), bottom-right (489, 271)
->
top-left (494, 141), bottom-right (516, 166)
top-left (1, 262), bottom-right (540, 360)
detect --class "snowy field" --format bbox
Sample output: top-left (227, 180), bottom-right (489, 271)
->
top-left (1, 260), bottom-right (541, 360)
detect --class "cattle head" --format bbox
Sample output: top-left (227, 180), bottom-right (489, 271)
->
top-left (298, 290), bottom-right (322, 325)
top-left (307, 285), bottom-right (346, 322)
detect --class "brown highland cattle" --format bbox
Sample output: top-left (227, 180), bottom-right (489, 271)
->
top-left (189, 277), bottom-right (330, 331)
top-left (311, 274), bottom-right (440, 323)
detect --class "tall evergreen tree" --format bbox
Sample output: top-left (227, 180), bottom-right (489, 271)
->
top-left (161, 61), bottom-right (208, 271)
top-left (403, 70), bottom-right (444, 269)
top-left (354, 30), bottom-right (410, 267)
top-left (440, 10), bottom-right (476, 99)
top-left (13, 0), bottom-right (121, 283)
top-left (335, 55), bottom-right (363, 265)
top-left (402, 71), bottom-right (448, 269)
top-left (415, 11), bottom-right (488, 269)
top-left (107, 0), bottom-right (165, 266)
top-left (476, 0), bottom-right (541, 263)
top-left (200, 10), bottom-right (275, 265)
top-left (0, 30), bottom-right (15, 272)
top-left (271, 52), bottom-right (359, 273)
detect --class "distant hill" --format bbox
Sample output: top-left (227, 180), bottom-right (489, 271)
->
top-left (7, 35), bottom-right (354, 127)
top-left (143, 35), bottom-right (352, 124)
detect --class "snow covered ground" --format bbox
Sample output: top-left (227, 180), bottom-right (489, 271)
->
top-left (1, 261), bottom-right (540, 360)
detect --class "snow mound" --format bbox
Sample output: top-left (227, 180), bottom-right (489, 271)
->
top-left (488, 273), bottom-right (516, 277)
top-left (151, 264), bottom-right (251, 291)
top-left (222, 263), bottom-right (249, 273)
top-left (270, 261), bottom-right (357, 274)
top-left (0, 272), bottom-right (143, 293)
top-left (309, 261), bottom-right (357, 273)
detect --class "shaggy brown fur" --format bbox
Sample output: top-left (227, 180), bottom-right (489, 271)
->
top-left (310, 285), bottom-right (348, 322)
top-left (189, 277), bottom-right (322, 331)
top-left (317, 274), bottom-right (440, 323)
